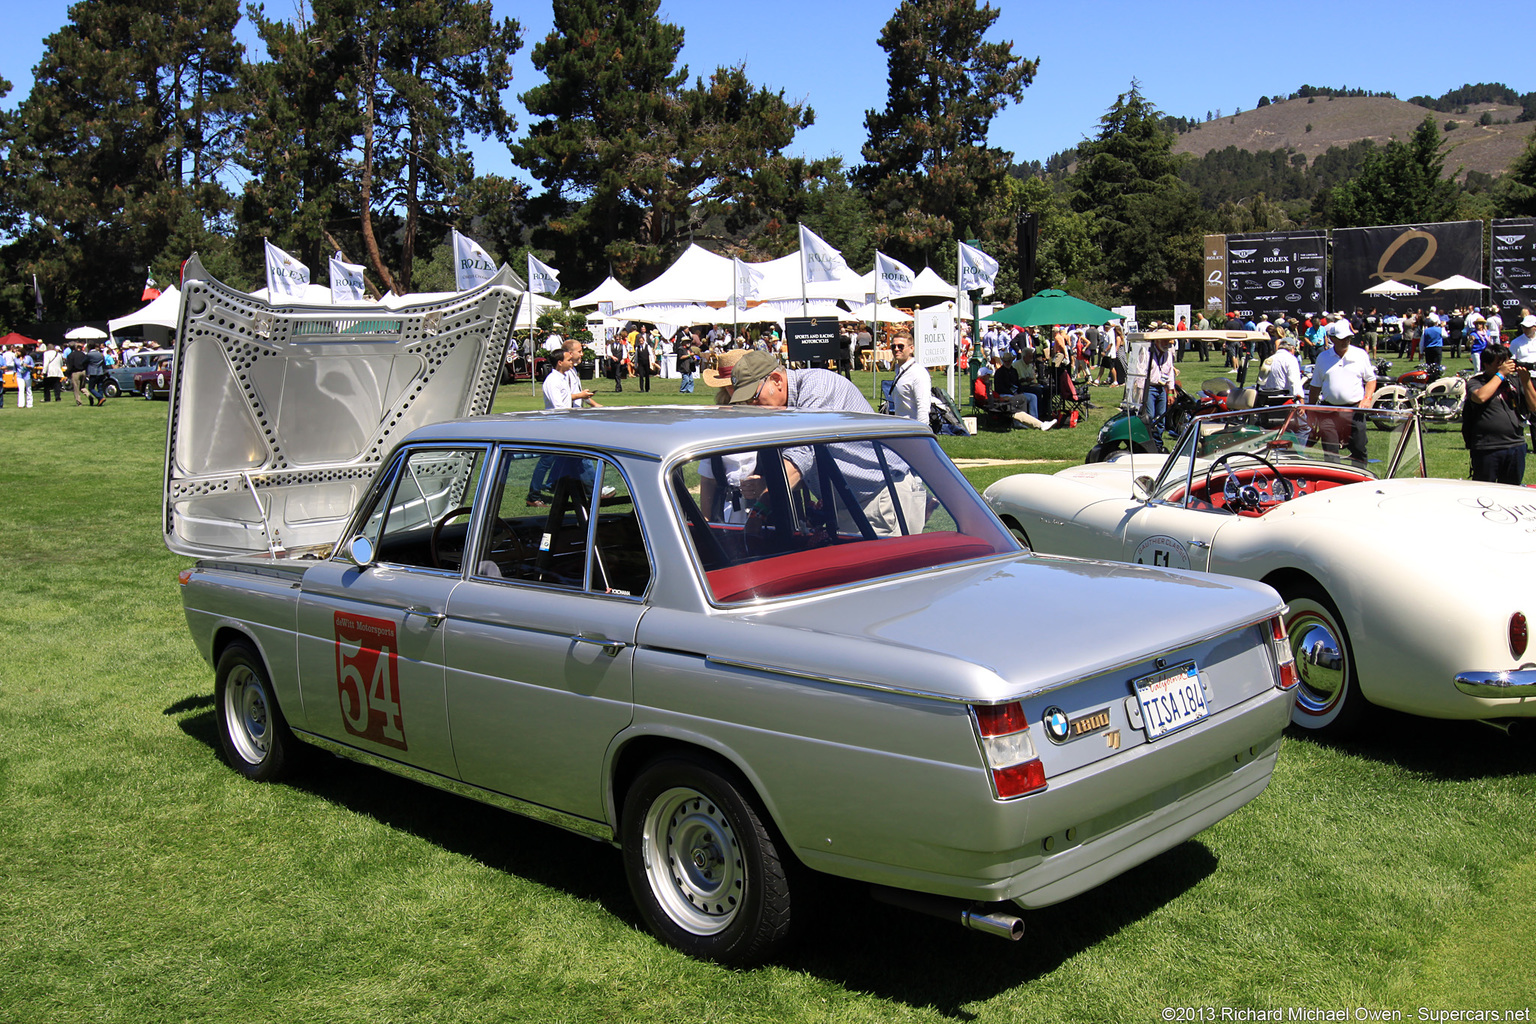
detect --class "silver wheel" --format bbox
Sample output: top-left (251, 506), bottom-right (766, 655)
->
top-left (642, 786), bottom-right (745, 935)
top-left (223, 663), bottom-right (273, 767)
top-left (621, 754), bottom-right (792, 965)
top-left (1283, 584), bottom-right (1366, 735)
top-left (215, 642), bottom-right (300, 781)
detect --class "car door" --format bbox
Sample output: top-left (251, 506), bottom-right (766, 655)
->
top-left (294, 445), bottom-right (491, 778)
top-left (442, 450), bottom-right (647, 822)
top-left (1117, 499), bottom-right (1226, 572)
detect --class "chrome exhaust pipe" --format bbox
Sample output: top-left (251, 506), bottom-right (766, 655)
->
top-left (870, 885), bottom-right (1025, 941)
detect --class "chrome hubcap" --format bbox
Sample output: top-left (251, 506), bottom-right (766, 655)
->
top-left (642, 786), bottom-right (744, 935)
top-left (1290, 613), bottom-right (1345, 713)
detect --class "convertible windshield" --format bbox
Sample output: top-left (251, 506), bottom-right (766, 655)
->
top-left (1151, 405), bottom-right (1424, 512)
top-left (672, 434), bottom-right (1016, 603)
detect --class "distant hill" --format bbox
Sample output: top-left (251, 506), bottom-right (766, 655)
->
top-left (1170, 95), bottom-right (1533, 179)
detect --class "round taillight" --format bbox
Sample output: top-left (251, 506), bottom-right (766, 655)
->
top-left (1510, 612), bottom-right (1528, 660)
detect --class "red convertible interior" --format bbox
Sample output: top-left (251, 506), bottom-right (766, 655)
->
top-left (1176, 463), bottom-right (1371, 516)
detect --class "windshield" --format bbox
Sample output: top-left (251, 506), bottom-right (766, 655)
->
top-left (672, 434), bottom-right (1016, 603)
top-left (1150, 405), bottom-right (1424, 509)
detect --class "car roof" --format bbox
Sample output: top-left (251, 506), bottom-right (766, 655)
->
top-left (402, 406), bottom-right (929, 463)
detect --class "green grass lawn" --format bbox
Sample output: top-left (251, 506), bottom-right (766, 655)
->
top-left (2, 364), bottom-right (1533, 1023)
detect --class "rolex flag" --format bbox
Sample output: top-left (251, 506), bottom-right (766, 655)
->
top-left (527, 253), bottom-right (560, 295)
top-left (453, 229), bottom-right (498, 291)
top-left (329, 252), bottom-right (368, 302)
top-left (874, 251), bottom-right (916, 301)
top-left (732, 257), bottom-right (765, 303)
top-left (798, 224), bottom-right (854, 284)
top-left (263, 239), bottom-right (311, 299)
top-left (957, 241), bottom-right (999, 296)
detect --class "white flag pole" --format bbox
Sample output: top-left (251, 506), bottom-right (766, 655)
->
top-left (946, 242), bottom-right (958, 399)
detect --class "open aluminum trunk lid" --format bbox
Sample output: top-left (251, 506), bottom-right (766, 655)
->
top-left (163, 254), bottom-right (521, 558)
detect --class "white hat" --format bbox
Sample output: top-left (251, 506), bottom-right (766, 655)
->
top-left (1523, 315), bottom-right (1536, 329)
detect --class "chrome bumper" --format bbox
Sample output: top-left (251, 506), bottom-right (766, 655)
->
top-left (1454, 670), bottom-right (1536, 697)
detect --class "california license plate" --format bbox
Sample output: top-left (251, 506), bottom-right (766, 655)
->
top-left (1132, 661), bottom-right (1208, 740)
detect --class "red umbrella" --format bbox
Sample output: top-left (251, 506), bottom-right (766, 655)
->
top-left (0, 331), bottom-right (39, 347)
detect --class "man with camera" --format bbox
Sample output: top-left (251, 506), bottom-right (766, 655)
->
top-left (1463, 341), bottom-right (1536, 485)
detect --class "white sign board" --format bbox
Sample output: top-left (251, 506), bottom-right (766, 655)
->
top-left (916, 306), bottom-right (955, 370)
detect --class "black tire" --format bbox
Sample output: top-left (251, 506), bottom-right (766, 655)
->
top-left (1001, 517), bottom-right (1033, 551)
top-left (103, 380), bottom-right (120, 398)
top-left (215, 641), bottom-right (302, 782)
top-left (1085, 439), bottom-right (1153, 464)
top-left (621, 753), bottom-right (792, 966)
top-left (1280, 581), bottom-right (1368, 737)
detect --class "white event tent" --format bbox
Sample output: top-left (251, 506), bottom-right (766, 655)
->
top-left (571, 275), bottom-right (635, 309)
top-left (622, 243), bottom-right (869, 306)
top-left (109, 286), bottom-right (183, 332)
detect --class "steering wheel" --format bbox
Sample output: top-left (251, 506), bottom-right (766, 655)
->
top-left (430, 507), bottom-right (527, 571)
top-left (1204, 452), bottom-right (1292, 513)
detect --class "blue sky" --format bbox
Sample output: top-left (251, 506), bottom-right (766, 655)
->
top-left (2, 0), bottom-right (1530, 192)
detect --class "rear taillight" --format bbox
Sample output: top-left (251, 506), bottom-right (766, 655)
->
top-left (1511, 612), bottom-right (1528, 660)
top-left (1270, 615), bottom-right (1297, 691)
top-left (178, 569), bottom-right (194, 586)
top-left (972, 702), bottom-right (1047, 799)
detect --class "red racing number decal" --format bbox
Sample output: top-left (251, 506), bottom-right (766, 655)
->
top-left (334, 611), bottom-right (408, 750)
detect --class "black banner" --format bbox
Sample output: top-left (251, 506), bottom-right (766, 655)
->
top-left (1017, 212), bottom-right (1039, 300)
top-left (1492, 218), bottom-right (1536, 317)
top-left (1332, 220), bottom-right (1484, 313)
top-left (1224, 231), bottom-right (1327, 321)
top-left (784, 316), bottom-right (841, 364)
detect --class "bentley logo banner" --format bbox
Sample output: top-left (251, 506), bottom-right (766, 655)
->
top-left (1224, 231), bottom-right (1326, 322)
top-left (1492, 218), bottom-right (1536, 317)
top-left (1332, 220), bottom-right (1483, 312)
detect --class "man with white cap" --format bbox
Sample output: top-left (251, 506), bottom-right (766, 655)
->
top-left (1308, 318), bottom-right (1376, 468)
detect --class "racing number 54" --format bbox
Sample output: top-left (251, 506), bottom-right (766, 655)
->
top-left (334, 611), bottom-right (408, 750)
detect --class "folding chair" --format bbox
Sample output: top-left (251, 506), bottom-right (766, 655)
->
top-left (1054, 366), bottom-right (1094, 426)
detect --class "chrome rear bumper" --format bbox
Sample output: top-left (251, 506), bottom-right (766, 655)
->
top-left (1454, 670), bottom-right (1536, 697)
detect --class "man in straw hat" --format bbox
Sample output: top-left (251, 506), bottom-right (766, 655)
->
top-left (710, 351), bottom-right (926, 536)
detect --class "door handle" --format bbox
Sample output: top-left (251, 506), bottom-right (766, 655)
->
top-left (570, 633), bottom-right (628, 657)
top-left (403, 607), bottom-right (445, 627)
top-left (1189, 540), bottom-right (1210, 549)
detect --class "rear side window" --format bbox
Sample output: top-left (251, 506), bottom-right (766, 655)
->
top-left (672, 435), bottom-right (1012, 603)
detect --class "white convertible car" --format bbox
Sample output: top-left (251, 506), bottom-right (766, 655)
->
top-left (986, 404), bottom-right (1536, 735)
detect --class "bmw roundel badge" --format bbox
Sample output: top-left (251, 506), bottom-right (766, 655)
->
top-left (1042, 706), bottom-right (1071, 743)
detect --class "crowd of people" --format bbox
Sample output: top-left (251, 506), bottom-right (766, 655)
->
top-left (1, 339), bottom-right (166, 409)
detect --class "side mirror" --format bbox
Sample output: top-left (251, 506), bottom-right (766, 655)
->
top-left (1132, 476), bottom-right (1155, 501)
top-left (347, 535), bottom-right (375, 567)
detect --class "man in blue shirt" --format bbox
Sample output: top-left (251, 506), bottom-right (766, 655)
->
top-left (1421, 315), bottom-right (1444, 367)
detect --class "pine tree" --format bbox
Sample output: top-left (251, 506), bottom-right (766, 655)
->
top-left (512, 0), bottom-right (821, 287)
top-left (1328, 116), bottom-right (1458, 227)
top-left (0, 0), bottom-right (247, 319)
top-left (1070, 83), bottom-right (1205, 306)
top-left (237, 0), bottom-right (367, 282)
top-left (857, 0), bottom-right (1035, 273)
top-left (352, 0), bottom-right (522, 293)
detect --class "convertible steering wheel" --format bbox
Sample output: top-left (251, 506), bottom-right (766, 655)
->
top-left (429, 507), bottom-right (526, 571)
top-left (1204, 452), bottom-right (1293, 513)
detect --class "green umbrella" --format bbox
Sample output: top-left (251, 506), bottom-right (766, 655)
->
top-left (984, 289), bottom-right (1120, 328)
